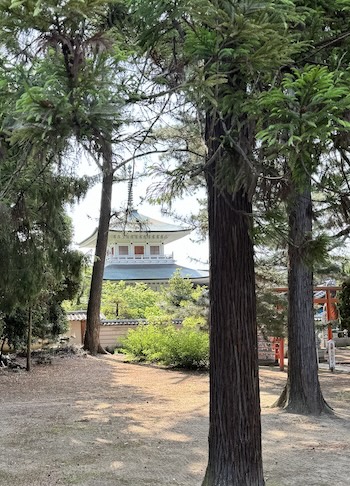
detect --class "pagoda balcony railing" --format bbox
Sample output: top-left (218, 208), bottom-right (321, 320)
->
top-left (105, 253), bottom-right (175, 265)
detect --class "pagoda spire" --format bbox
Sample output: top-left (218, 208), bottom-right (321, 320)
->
top-left (127, 165), bottom-right (134, 212)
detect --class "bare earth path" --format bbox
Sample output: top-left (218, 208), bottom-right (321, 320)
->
top-left (0, 354), bottom-right (349, 486)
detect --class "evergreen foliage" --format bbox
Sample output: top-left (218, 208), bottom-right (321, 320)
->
top-left (255, 261), bottom-right (287, 338)
top-left (0, 301), bottom-right (68, 352)
top-left (131, 2), bottom-right (305, 482)
top-left (157, 269), bottom-right (208, 322)
top-left (338, 278), bottom-right (350, 330)
top-left (0, 0), bottom-right (138, 354)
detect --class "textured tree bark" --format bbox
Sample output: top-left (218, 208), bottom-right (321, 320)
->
top-left (275, 182), bottom-right (332, 414)
top-left (84, 139), bottom-right (113, 355)
top-left (202, 115), bottom-right (265, 486)
top-left (26, 306), bottom-right (32, 372)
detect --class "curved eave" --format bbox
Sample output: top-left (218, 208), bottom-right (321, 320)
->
top-left (79, 229), bottom-right (98, 248)
top-left (108, 228), bottom-right (192, 244)
top-left (79, 228), bottom-right (192, 248)
top-left (110, 210), bottom-right (190, 233)
top-left (103, 263), bottom-right (209, 283)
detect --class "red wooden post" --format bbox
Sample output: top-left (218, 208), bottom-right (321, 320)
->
top-left (273, 337), bottom-right (279, 364)
top-left (279, 338), bottom-right (285, 371)
top-left (272, 337), bottom-right (285, 371)
top-left (326, 289), bottom-right (333, 341)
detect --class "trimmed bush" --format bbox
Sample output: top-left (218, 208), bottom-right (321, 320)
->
top-left (120, 323), bottom-right (209, 369)
top-left (164, 327), bottom-right (209, 369)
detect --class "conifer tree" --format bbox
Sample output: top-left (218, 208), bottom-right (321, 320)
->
top-left (256, 66), bottom-right (350, 413)
top-left (0, 51), bottom-right (89, 369)
top-left (0, 156), bottom-right (87, 369)
top-left (0, 0), bottom-right (133, 354)
top-left (131, 1), bottom-right (302, 484)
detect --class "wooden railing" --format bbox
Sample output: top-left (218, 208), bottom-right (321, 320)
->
top-left (105, 254), bottom-right (175, 265)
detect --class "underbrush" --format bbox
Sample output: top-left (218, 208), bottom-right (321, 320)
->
top-left (120, 323), bottom-right (209, 370)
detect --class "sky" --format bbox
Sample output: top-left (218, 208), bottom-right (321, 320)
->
top-left (68, 160), bottom-right (209, 270)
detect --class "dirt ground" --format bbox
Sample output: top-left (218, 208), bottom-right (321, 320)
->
top-left (0, 353), bottom-right (349, 486)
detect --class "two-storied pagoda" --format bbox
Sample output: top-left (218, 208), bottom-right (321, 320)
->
top-left (79, 207), bottom-right (208, 289)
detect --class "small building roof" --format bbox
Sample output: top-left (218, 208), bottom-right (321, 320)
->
top-left (100, 318), bottom-right (183, 326)
top-left (66, 310), bottom-right (105, 321)
top-left (66, 310), bottom-right (88, 321)
top-left (103, 263), bottom-right (209, 283)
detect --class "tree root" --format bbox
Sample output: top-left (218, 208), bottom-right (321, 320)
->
top-left (273, 383), bottom-right (334, 415)
top-left (97, 344), bottom-right (110, 355)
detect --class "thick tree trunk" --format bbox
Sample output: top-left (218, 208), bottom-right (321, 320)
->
top-left (26, 306), bottom-right (32, 372)
top-left (0, 337), bottom-right (6, 358)
top-left (275, 183), bottom-right (331, 414)
top-left (84, 139), bottom-right (113, 355)
top-left (202, 116), bottom-right (264, 486)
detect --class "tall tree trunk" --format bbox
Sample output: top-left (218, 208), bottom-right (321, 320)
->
top-left (84, 138), bottom-right (113, 355)
top-left (202, 115), bottom-right (264, 486)
top-left (0, 337), bottom-right (6, 359)
top-left (26, 306), bottom-right (32, 372)
top-left (275, 182), bottom-right (331, 414)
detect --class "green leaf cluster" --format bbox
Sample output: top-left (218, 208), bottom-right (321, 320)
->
top-left (257, 66), bottom-right (350, 182)
top-left (101, 281), bottom-right (158, 319)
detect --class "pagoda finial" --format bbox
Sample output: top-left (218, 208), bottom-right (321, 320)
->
top-left (127, 164), bottom-right (134, 212)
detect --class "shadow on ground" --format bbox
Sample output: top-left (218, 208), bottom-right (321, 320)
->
top-left (0, 354), bottom-right (349, 486)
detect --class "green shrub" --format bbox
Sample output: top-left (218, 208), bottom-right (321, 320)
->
top-left (119, 324), bottom-right (163, 361)
top-left (164, 327), bottom-right (209, 369)
top-left (144, 307), bottom-right (173, 326)
top-left (181, 315), bottom-right (207, 330)
top-left (120, 323), bottom-right (209, 369)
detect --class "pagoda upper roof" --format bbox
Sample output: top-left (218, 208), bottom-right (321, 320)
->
top-left (109, 209), bottom-right (190, 233)
top-left (79, 209), bottom-right (192, 248)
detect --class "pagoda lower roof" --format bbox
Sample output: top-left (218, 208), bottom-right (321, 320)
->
top-left (103, 263), bottom-right (209, 283)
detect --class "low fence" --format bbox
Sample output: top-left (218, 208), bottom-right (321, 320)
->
top-left (64, 316), bottom-right (183, 349)
top-left (100, 320), bottom-right (140, 349)
top-left (100, 319), bottom-right (183, 349)
top-left (65, 315), bottom-right (276, 361)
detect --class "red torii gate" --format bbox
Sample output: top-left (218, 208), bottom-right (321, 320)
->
top-left (275, 286), bottom-right (340, 340)
top-left (272, 286), bottom-right (340, 370)
top-left (313, 286), bottom-right (340, 340)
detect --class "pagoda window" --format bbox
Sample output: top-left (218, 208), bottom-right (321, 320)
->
top-left (134, 245), bottom-right (144, 255)
top-left (150, 245), bottom-right (160, 255)
top-left (119, 246), bottom-right (129, 256)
